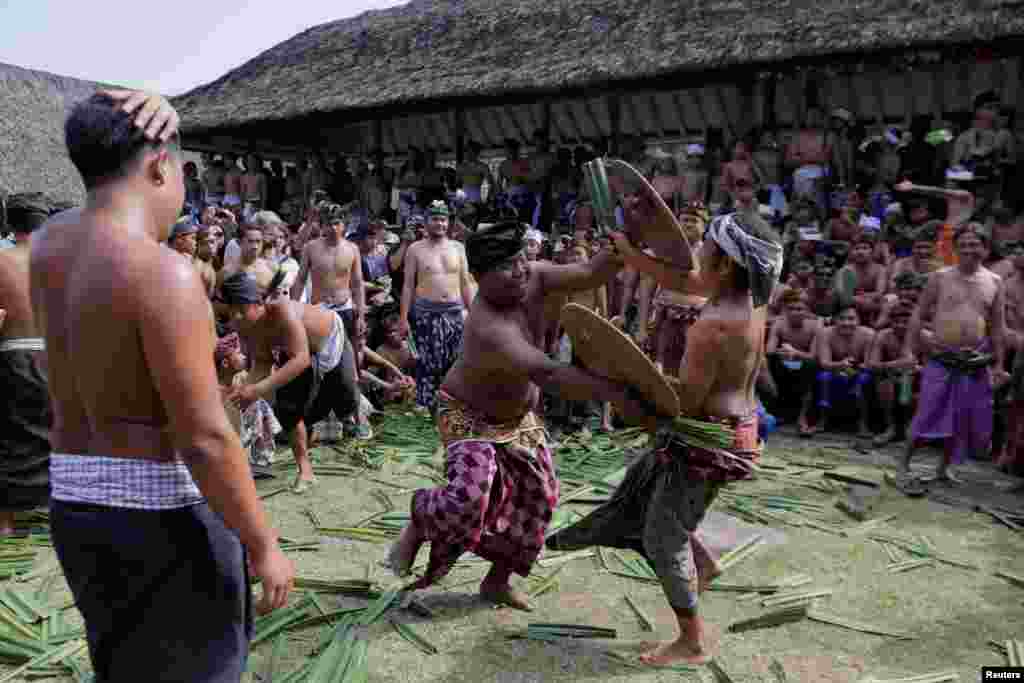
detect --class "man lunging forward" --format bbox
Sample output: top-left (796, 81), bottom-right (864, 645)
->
top-left (548, 192), bottom-right (783, 666)
top-left (386, 222), bottom-right (648, 610)
top-left (31, 92), bottom-right (293, 683)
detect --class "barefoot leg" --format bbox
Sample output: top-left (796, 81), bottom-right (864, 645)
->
top-left (479, 564), bottom-right (532, 611)
top-left (385, 523), bottom-right (423, 577)
top-left (689, 535), bottom-right (721, 593)
top-left (639, 609), bottom-right (710, 666)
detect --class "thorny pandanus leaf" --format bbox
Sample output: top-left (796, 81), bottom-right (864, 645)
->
top-left (390, 618), bottom-right (438, 655)
top-left (727, 605), bottom-right (808, 633)
top-left (358, 588), bottom-right (402, 626)
top-left (623, 595), bottom-right (654, 632)
top-left (761, 588), bottom-right (833, 608)
top-left (716, 535), bottom-right (765, 572)
top-left (0, 638), bottom-right (86, 683)
top-left (807, 608), bottom-right (915, 639)
top-left (708, 659), bottom-right (737, 683)
top-left (523, 623), bottom-right (617, 639)
top-left (528, 567), bottom-right (564, 597)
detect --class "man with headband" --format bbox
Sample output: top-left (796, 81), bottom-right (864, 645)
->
top-left (548, 202), bottom-right (783, 666)
top-left (385, 220), bottom-right (649, 611)
top-left (0, 193), bottom-right (52, 535)
top-left (31, 93), bottom-right (294, 682)
top-left (398, 200), bottom-right (475, 413)
top-left (222, 272), bottom-right (360, 493)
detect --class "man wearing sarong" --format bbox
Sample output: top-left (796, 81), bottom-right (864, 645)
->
top-left (0, 193), bottom-right (53, 535)
top-left (385, 221), bottom-right (647, 610)
top-left (31, 92), bottom-right (293, 683)
top-left (548, 206), bottom-right (782, 666)
top-left (223, 272), bottom-right (360, 493)
top-left (397, 201), bottom-right (475, 412)
top-left (869, 303), bottom-right (919, 447)
top-left (815, 305), bottom-right (876, 437)
top-left (766, 288), bottom-right (822, 435)
top-left (901, 224), bottom-right (1010, 483)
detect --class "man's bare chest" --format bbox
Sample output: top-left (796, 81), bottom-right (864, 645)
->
top-left (311, 247), bottom-right (350, 276)
top-left (938, 276), bottom-right (995, 313)
top-left (781, 323), bottom-right (815, 349)
top-left (831, 333), bottom-right (864, 360)
top-left (418, 249), bottom-right (460, 276)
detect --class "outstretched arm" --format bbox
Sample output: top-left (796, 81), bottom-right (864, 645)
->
top-left (611, 233), bottom-right (707, 296)
top-left (535, 247), bottom-right (623, 297)
top-left (290, 244), bottom-right (310, 301)
top-left (894, 180), bottom-right (972, 201)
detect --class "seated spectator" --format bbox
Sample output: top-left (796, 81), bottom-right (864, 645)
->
top-left (805, 254), bottom-right (842, 321)
top-left (869, 303), bottom-right (920, 446)
top-left (835, 233), bottom-right (886, 325)
top-left (876, 270), bottom-right (927, 331)
top-left (766, 288), bottom-right (822, 435)
top-left (815, 305), bottom-right (876, 436)
top-left (988, 238), bottom-right (1020, 280)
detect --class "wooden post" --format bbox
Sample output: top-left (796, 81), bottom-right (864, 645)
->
top-left (373, 118), bottom-right (383, 155)
top-left (607, 95), bottom-right (622, 156)
top-left (763, 73), bottom-right (778, 131)
top-left (455, 107), bottom-right (466, 164)
top-left (542, 100), bottom-right (552, 145)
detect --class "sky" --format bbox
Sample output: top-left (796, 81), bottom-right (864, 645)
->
top-left (0, 0), bottom-right (408, 95)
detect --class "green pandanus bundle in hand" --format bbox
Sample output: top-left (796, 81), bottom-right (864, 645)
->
top-left (583, 158), bottom-right (617, 237)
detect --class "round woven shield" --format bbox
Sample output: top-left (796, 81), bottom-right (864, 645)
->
top-left (560, 302), bottom-right (680, 419)
top-left (604, 159), bottom-right (693, 267)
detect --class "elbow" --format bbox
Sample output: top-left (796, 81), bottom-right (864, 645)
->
top-left (177, 427), bottom-right (236, 466)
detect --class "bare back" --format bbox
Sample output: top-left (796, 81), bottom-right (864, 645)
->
top-left (680, 302), bottom-right (766, 419)
top-left (30, 210), bottom-right (212, 460)
top-left (0, 243), bottom-right (38, 341)
top-left (408, 239), bottom-right (465, 303)
top-left (305, 238), bottom-right (356, 306)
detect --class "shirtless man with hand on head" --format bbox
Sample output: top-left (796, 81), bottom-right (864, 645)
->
top-left (901, 224), bottom-right (1009, 483)
top-left (31, 92), bottom-right (293, 683)
top-left (398, 201), bottom-right (475, 412)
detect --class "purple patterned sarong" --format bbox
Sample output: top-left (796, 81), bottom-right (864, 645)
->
top-left (910, 346), bottom-right (993, 463)
top-left (408, 390), bottom-right (559, 589)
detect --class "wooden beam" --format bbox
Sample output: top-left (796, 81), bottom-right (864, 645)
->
top-left (582, 98), bottom-right (605, 139)
top-left (870, 67), bottom-right (887, 127)
top-left (547, 104), bottom-right (572, 144)
top-left (670, 91), bottom-right (691, 135)
top-left (762, 76), bottom-right (777, 131)
top-left (622, 93), bottom-right (646, 138)
top-left (607, 95), bottom-right (622, 155)
top-left (561, 102), bottom-right (586, 142)
top-left (682, 89), bottom-right (708, 133)
top-left (469, 107), bottom-right (497, 148)
top-left (454, 108), bottom-right (466, 163)
top-left (931, 62), bottom-right (946, 120)
top-left (373, 118), bottom-right (383, 154)
top-left (542, 100), bottom-right (552, 143)
top-left (903, 67), bottom-right (916, 128)
top-left (647, 94), bottom-right (667, 138)
top-left (503, 106), bottom-right (529, 143)
top-left (713, 84), bottom-right (737, 141)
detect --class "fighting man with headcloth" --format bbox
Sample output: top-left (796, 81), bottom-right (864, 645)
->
top-left (385, 221), bottom-right (652, 611)
top-left (31, 92), bottom-right (294, 682)
top-left (548, 184), bottom-right (783, 666)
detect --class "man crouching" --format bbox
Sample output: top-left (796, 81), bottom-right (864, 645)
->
top-left (386, 222), bottom-right (649, 610)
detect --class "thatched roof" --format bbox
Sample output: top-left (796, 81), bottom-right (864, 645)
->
top-left (0, 63), bottom-right (117, 207)
top-left (174, 0), bottom-right (1024, 138)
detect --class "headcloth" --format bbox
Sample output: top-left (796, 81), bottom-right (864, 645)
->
top-left (221, 272), bottom-right (264, 305)
top-left (703, 213), bottom-right (783, 308)
top-left (465, 221), bottom-right (525, 274)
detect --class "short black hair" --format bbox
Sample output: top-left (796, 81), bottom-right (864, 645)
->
top-left (65, 93), bottom-right (180, 189)
top-left (837, 304), bottom-right (859, 319)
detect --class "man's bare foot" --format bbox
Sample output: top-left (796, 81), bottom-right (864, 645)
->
top-left (479, 582), bottom-right (532, 611)
top-left (639, 638), bottom-right (711, 666)
top-left (873, 428), bottom-right (895, 448)
top-left (385, 525), bottom-right (422, 578)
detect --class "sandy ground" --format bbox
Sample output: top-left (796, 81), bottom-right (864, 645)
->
top-left (3, 420), bottom-right (1023, 682)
